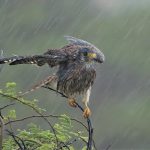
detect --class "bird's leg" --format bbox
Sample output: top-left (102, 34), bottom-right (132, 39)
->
top-left (82, 87), bottom-right (91, 118)
top-left (68, 97), bottom-right (77, 107)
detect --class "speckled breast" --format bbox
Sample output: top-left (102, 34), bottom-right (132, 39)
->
top-left (57, 62), bottom-right (96, 96)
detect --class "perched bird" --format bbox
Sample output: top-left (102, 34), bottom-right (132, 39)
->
top-left (0, 36), bottom-right (105, 118)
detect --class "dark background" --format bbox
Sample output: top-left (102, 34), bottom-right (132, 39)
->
top-left (0, 0), bottom-right (150, 149)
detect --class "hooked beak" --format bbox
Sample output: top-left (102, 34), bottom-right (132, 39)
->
top-left (95, 53), bottom-right (105, 63)
top-left (87, 52), bottom-right (105, 63)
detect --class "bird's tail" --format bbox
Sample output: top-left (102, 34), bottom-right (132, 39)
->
top-left (20, 75), bottom-right (58, 96)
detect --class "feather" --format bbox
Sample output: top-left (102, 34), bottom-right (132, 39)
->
top-left (20, 75), bottom-right (58, 96)
top-left (0, 54), bottom-right (67, 67)
top-left (64, 36), bottom-right (95, 47)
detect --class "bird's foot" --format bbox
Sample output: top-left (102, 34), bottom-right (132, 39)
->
top-left (83, 107), bottom-right (91, 118)
top-left (68, 98), bottom-right (77, 107)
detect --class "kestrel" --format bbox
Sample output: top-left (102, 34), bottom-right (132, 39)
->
top-left (0, 36), bottom-right (105, 118)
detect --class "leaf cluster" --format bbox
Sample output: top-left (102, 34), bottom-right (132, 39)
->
top-left (0, 82), bottom-right (89, 150)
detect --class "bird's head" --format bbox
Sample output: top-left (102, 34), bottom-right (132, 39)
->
top-left (79, 47), bottom-right (105, 63)
top-left (64, 36), bottom-right (105, 64)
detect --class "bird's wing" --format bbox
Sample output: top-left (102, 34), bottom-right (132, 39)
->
top-left (44, 49), bottom-right (69, 66)
top-left (0, 54), bottom-right (67, 67)
top-left (9, 55), bottom-right (47, 66)
top-left (45, 47), bottom-right (79, 63)
top-left (45, 36), bottom-right (95, 63)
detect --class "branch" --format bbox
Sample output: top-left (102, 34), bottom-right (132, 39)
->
top-left (0, 92), bottom-right (59, 148)
top-left (0, 103), bottom-right (15, 111)
top-left (42, 85), bottom-right (96, 150)
top-left (6, 130), bottom-right (26, 150)
top-left (5, 114), bottom-right (87, 130)
top-left (0, 114), bottom-right (4, 150)
top-left (0, 85), bottom-right (97, 149)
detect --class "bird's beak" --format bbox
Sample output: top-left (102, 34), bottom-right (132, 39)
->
top-left (95, 53), bottom-right (105, 63)
top-left (88, 52), bottom-right (105, 63)
top-left (87, 53), bottom-right (97, 59)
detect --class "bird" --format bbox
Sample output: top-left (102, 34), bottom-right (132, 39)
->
top-left (0, 36), bottom-right (105, 118)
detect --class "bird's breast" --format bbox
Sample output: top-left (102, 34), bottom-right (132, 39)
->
top-left (57, 63), bottom-right (96, 96)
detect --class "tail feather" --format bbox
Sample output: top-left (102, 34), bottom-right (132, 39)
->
top-left (20, 75), bottom-right (58, 96)
top-left (0, 56), bottom-right (24, 64)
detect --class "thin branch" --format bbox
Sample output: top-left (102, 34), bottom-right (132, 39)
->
top-left (6, 130), bottom-right (26, 150)
top-left (0, 92), bottom-right (59, 148)
top-left (71, 118), bottom-right (88, 130)
top-left (0, 103), bottom-right (15, 149)
top-left (0, 114), bottom-right (4, 150)
top-left (93, 139), bottom-right (98, 150)
top-left (42, 86), bottom-right (67, 98)
top-left (78, 135), bottom-right (88, 145)
top-left (58, 142), bottom-right (71, 150)
top-left (57, 139), bottom-right (77, 150)
top-left (23, 139), bottom-right (42, 150)
top-left (65, 139), bottom-right (77, 146)
top-left (0, 103), bottom-right (15, 111)
top-left (0, 85), bottom-right (97, 149)
top-left (42, 86), bottom-right (96, 150)
top-left (105, 144), bottom-right (112, 150)
top-left (5, 114), bottom-right (87, 130)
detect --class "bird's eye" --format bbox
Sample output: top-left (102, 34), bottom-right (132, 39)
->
top-left (80, 48), bottom-right (89, 57)
top-left (83, 51), bottom-right (88, 56)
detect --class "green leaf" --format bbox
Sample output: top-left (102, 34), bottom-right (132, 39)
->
top-left (1, 82), bottom-right (86, 149)
top-left (7, 109), bottom-right (16, 119)
top-left (6, 82), bottom-right (16, 88)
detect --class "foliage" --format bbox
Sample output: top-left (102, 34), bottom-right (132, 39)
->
top-left (3, 121), bottom-right (75, 150)
top-left (0, 82), bottom-right (89, 150)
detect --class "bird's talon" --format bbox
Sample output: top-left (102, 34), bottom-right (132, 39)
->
top-left (83, 107), bottom-right (91, 118)
top-left (68, 99), bottom-right (77, 107)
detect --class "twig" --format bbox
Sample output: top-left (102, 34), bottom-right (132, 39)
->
top-left (65, 139), bottom-right (77, 146)
top-left (42, 86), bottom-right (67, 98)
top-left (6, 130), bottom-right (26, 150)
top-left (0, 103), bottom-right (15, 111)
top-left (105, 144), bottom-right (112, 150)
top-left (58, 142), bottom-right (71, 150)
top-left (57, 139), bottom-right (77, 150)
top-left (42, 85), bottom-right (95, 150)
top-left (0, 92), bottom-right (59, 148)
top-left (74, 102), bottom-right (94, 148)
top-left (87, 118), bottom-right (93, 150)
top-left (93, 140), bottom-right (98, 150)
top-left (0, 85), bottom-right (96, 149)
top-left (77, 134), bottom-right (88, 145)
top-left (5, 114), bottom-right (88, 149)
top-left (0, 102), bottom-right (15, 149)
top-left (5, 114), bottom-right (87, 130)
top-left (0, 114), bottom-right (4, 150)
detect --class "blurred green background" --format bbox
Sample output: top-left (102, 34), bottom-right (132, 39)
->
top-left (0, 0), bottom-right (150, 149)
